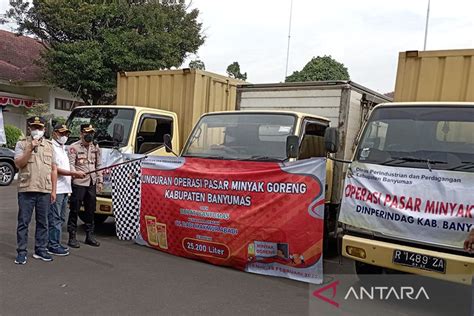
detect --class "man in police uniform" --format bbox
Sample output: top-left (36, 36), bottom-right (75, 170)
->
top-left (14, 116), bottom-right (57, 264)
top-left (67, 124), bottom-right (103, 247)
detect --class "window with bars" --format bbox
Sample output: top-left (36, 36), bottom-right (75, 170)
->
top-left (54, 98), bottom-right (85, 111)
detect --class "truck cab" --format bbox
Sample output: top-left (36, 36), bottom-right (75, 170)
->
top-left (340, 102), bottom-right (474, 284)
top-left (180, 110), bottom-right (339, 249)
top-left (66, 105), bottom-right (180, 222)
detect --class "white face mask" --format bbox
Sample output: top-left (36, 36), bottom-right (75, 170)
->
top-left (31, 129), bottom-right (44, 140)
top-left (57, 136), bottom-right (68, 145)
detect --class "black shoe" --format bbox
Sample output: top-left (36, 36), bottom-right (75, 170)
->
top-left (68, 232), bottom-right (80, 248)
top-left (85, 235), bottom-right (100, 247)
top-left (68, 237), bottom-right (80, 248)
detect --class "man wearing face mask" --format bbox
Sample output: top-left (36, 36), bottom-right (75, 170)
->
top-left (67, 124), bottom-right (103, 247)
top-left (47, 124), bottom-right (86, 256)
top-left (14, 116), bottom-right (57, 264)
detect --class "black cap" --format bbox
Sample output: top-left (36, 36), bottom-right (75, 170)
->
top-left (54, 123), bottom-right (70, 133)
top-left (27, 116), bottom-right (46, 127)
top-left (80, 124), bottom-right (95, 133)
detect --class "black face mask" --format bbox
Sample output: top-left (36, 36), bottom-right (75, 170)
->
top-left (84, 134), bottom-right (94, 143)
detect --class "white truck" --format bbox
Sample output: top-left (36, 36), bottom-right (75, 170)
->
top-left (236, 81), bottom-right (391, 241)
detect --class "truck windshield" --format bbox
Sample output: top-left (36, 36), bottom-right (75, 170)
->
top-left (182, 113), bottom-right (296, 161)
top-left (66, 108), bottom-right (135, 148)
top-left (356, 106), bottom-right (474, 172)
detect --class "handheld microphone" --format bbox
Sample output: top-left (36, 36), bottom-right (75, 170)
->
top-left (32, 137), bottom-right (40, 153)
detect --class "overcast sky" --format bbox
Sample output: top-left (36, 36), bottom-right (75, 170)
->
top-left (2, 0), bottom-right (473, 93)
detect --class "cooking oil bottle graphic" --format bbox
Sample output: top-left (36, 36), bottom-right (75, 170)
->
top-left (247, 242), bottom-right (255, 259)
top-left (145, 215), bottom-right (168, 249)
top-left (145, 215), bottom-right (159, 246)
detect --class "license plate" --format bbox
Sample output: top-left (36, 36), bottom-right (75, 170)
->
top-left (392, 250), bottom-right (446, 273)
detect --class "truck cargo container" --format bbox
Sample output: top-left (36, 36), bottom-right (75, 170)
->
top-left (116, 69), bottom-right (242, 150)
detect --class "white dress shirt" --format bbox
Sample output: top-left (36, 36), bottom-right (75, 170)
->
top-left (52, 139), bottom-right (72, 194)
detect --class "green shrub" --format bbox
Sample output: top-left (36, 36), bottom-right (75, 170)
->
top-left (52, 115), bottom-right (67, 126)
top-left (5, 124), bottom-right (23, 149)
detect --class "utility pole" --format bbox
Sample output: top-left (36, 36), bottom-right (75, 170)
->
top-left (284, 0), bottom-right (294, 80)
top-left (423, 0), bottom-right (431, 50)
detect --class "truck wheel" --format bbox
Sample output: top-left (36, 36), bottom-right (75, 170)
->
top-left (94, 214), bottom-right (109, 225)
top-left (355, 261), bottom-right (383, 282)
top-left (323, 222), bottom-right (339, 258)
top-left (0, 162), bottom-right (14, 186)
top-left (78, 212), bottom-right (108, 225)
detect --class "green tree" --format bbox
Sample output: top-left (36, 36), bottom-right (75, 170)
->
top-left (25, 103), bottom-right (66, 137)
top-left (52, 116), bottom-right (67, 127)
top-left (4, 125), bottom-right (23, 149)
top-left (285, 55), bottom-right (349, 82)
top-left (226, 62), bottom-right (247, 81)
top-left (4, 0), bottom-right (205, 105)
top-left (25, 103), bottom-right (50, 119)
top-left (189, 59), bottom-right (205, 70)
top-left (26, 102), bottom-right (57, 124)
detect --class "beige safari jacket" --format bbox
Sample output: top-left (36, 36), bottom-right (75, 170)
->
top-left (15, 137), bottom-right (55, 193)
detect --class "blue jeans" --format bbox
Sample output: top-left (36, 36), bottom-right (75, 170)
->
top-left (48, 193), bottom-right (69, 249)
top-left (17, 192), bottom-right (50, 255)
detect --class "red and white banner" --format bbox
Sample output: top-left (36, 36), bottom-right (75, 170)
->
top-left (0, 95), bottom-right (38, 108)
top-left (339, 162), bottom-right (473, 249)
top-left (139, 156), bottom-right (326, 284)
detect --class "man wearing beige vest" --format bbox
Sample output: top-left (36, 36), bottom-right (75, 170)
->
top-left (14, 116), bottom-right (57, 264)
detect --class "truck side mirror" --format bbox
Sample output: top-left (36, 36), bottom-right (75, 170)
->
top-left (324, 127), bottom-right (339, 153)
top-left (113, 123), bottom-right (124, 144)
top-left (286, 135), bottom-right (299, 159)
top-left (164, 134), bottom-right (172, 153)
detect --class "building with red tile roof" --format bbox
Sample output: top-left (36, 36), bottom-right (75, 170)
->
top-left (0, 30), bottom-right (83, 132)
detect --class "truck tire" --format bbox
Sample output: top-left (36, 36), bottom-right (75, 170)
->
top-left (323, 205), bottom-right (339, 258)
top-left (94, 214), bottom-right (109, 225)
top-left (0, 161), bottom-right (15, 186)
top-left (355, 261), bottom-right (383, 283)
top-left (78, 212), bottom-right (109, 225)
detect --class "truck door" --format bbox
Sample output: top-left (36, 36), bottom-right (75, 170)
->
top-left (299, 119), bottom-right (328, 159)
top-left (298, 119), bottom-right (333, 204)
top-left (135, 114), bottom-right (174, 156)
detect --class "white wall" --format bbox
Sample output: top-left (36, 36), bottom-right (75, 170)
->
top-left (3, 106), bottom-right (27, 134)
top-left (0, 84), bottom-right (82, 132)
top-left (0, 84), bottom-right (49, 133)
top-left (48, 88), bottom-right (84, 119)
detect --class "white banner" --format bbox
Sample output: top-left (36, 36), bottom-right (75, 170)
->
top-left (100, 148), bottom-right (126, 195)
top-left (339, 162), bottom-right (473, 249)
top-left (0, 108), bottom-right (6, 145)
